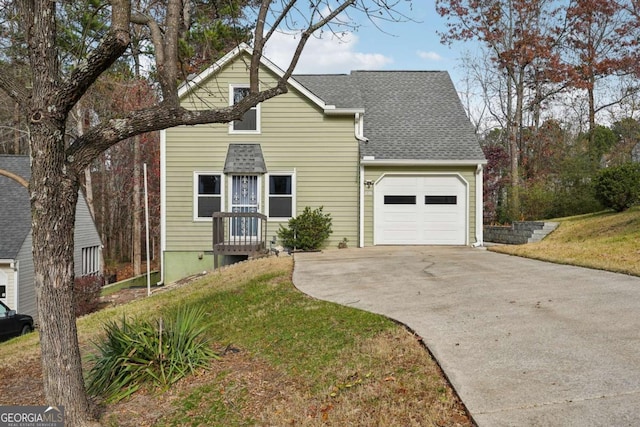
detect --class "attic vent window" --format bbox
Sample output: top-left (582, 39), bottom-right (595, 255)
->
top-left (230, 85), bottom-right (260, 133)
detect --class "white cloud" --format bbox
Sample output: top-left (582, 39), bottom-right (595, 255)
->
top-left (264, 31), bottom-right (393, 74)
top-left (417, 50), bottom-right (444, 61)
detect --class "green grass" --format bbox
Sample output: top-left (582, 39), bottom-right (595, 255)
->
top-left (100, 271), bottom-right (161, 296)
top-left (5, 208), bottom-right (640, 425)
top-left (490, 206), bottom-right (640, 275)
top-left (0, 257), bottom-right (470, 426)
top-left (199, 274), bottom-right (392, 382)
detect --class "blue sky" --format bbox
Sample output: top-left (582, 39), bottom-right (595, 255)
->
top-left (263, 1), bottom-right (469, 85)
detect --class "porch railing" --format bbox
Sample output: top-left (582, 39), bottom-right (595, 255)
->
top-left (212, 211), bottom-right (268, 269)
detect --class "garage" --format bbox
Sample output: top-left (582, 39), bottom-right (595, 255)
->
top-left (374, 174), bottom-right (467, 245)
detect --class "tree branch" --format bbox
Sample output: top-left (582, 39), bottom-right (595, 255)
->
top-left (130, 0), bottom-right (182, 106)
top-left (0, 72), bottom-right (30, 106)
top-left (55, 0), bottom-right (131, 117)
top-left (67, 86), bottom-right (287, 173)
top-left (279, 0), bottom-right (356, 82)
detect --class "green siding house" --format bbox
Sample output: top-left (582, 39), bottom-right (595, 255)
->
top-left (161, 44), bottom-right (486, 284)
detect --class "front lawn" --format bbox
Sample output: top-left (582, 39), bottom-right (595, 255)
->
top-left (0, 257), bottom-right (471, 426)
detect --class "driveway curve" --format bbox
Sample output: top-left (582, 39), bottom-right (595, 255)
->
top-left (293, 246), bottom-right (640, 426)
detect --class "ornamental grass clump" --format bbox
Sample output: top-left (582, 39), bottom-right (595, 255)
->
top-left (86, 305), bottom-right (217, 403)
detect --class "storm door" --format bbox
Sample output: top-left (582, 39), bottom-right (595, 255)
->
top-left (230, 175), bottom-right (260, 239)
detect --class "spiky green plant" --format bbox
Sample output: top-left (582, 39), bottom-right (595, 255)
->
top-left (86, 305), bottom-right (217, 403)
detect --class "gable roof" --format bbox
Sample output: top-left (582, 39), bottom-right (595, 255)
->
top-left (224, 144), bottom-right (267, 173)
top-left (0, 155), bottom-right (31, 259)
top-left (295, 71), bottom-right (486, 163)
top-left (178, 43), bottom-right (363, 115)
top-left (180, 44), bottom-right (485, 164)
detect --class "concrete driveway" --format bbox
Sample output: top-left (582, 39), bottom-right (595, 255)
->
top-left (292, 246), bottom-right (640, 426)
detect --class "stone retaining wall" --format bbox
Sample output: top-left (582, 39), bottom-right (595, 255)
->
top-left (484, 221), bottom-right (548, 245)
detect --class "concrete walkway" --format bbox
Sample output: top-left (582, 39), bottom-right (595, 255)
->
top-left (292, 246), bottom-right (640, 426)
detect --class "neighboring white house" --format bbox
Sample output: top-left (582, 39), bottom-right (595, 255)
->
top-left (0, 155), bottom-right (102, 320)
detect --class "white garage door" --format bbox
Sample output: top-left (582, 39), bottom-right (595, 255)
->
top-left (374, 175), bottom-right (467, 245)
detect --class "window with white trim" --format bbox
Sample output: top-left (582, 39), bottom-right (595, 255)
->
top-left (0, 270), bottom-right (7, 299)
top-left (268, 173), bottom-right (294, 219)
top-left (81, 246), bottom-right (100, 275)
top-left (195, 173), bottom-right (222, 219)
top-left (230, 85), bottom-right (260, 133)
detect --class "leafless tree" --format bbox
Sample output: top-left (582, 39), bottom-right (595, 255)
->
top-left (0, 1), bottom-right (410, 425)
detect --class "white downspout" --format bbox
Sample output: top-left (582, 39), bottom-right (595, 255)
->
top-left (359, 164), bottom-right (365, 248)
top-left (12, 260), bottom-right (18, 310)
top-left (474, 163), bottom-right (484, 247)
top-left (159, 129), bottom-right (167, 285)
top-left (356, 113), bottom-right (366, 248)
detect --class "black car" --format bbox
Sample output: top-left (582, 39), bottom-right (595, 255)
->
top-left (0, 300), bottom-right (34, 341)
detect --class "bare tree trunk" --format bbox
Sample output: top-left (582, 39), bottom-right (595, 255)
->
top-left (1, 2), bottom-right (380, 426)
top-left (77, 103), bottom-right (96, 219)
top-left (84, 167), bottom-right (95, 216)
top-left (13, 102), bottom-right (21, 154)
top-left (505, 65), bottom-right (520, 221)
top-left (588, 81), bottom-right (596, 148)
top-left (31, 130), bottom-right (98, 427)
top-left (133, 135), bottom-right (141, 276)
top-left (77, 104), bottom-right (106, 277)
top-left (22, 1), bottom-right (123, 423)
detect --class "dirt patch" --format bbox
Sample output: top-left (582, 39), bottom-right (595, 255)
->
top-left (99, 287), bottom-right (151, 308)
top-left (97, 347), bottom-right (296, 426)
top-left (0, 356), bottom-right (44, 406)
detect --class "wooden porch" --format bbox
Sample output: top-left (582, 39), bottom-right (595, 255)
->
top-left (212, 212), bottom-right (268, 269)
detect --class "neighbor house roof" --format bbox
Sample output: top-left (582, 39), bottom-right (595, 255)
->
top-left (0, 155), bottom-right (31, 259)
top-left (294, 71), bottom-right (486, 163)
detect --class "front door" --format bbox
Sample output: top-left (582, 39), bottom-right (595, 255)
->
top-left (230, 175), bottom-right (260, 239)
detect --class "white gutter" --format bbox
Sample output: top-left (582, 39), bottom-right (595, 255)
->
top-left (474, 163), bottom-right (484, 247)
top-left (325, 107), bottom-right (365, 116)
top-left (361, 158), bottom-right (488, 166)
top-left (159, 129), bottom-right (167, 285)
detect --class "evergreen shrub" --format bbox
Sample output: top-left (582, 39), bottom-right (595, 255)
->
top-left (593, 162), bottom-right (640, 212)
top-left (277, 206), bottom-right (332, 251)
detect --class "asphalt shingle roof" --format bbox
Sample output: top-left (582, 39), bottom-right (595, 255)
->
top-left (0, 155), bottom-right (31, 259)
top-left (294, 71), bottom-right (485, 162)
top-left (293, 74), bottom-right (363, 109)
top-left (223, 144), bottom-right (267, 173)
